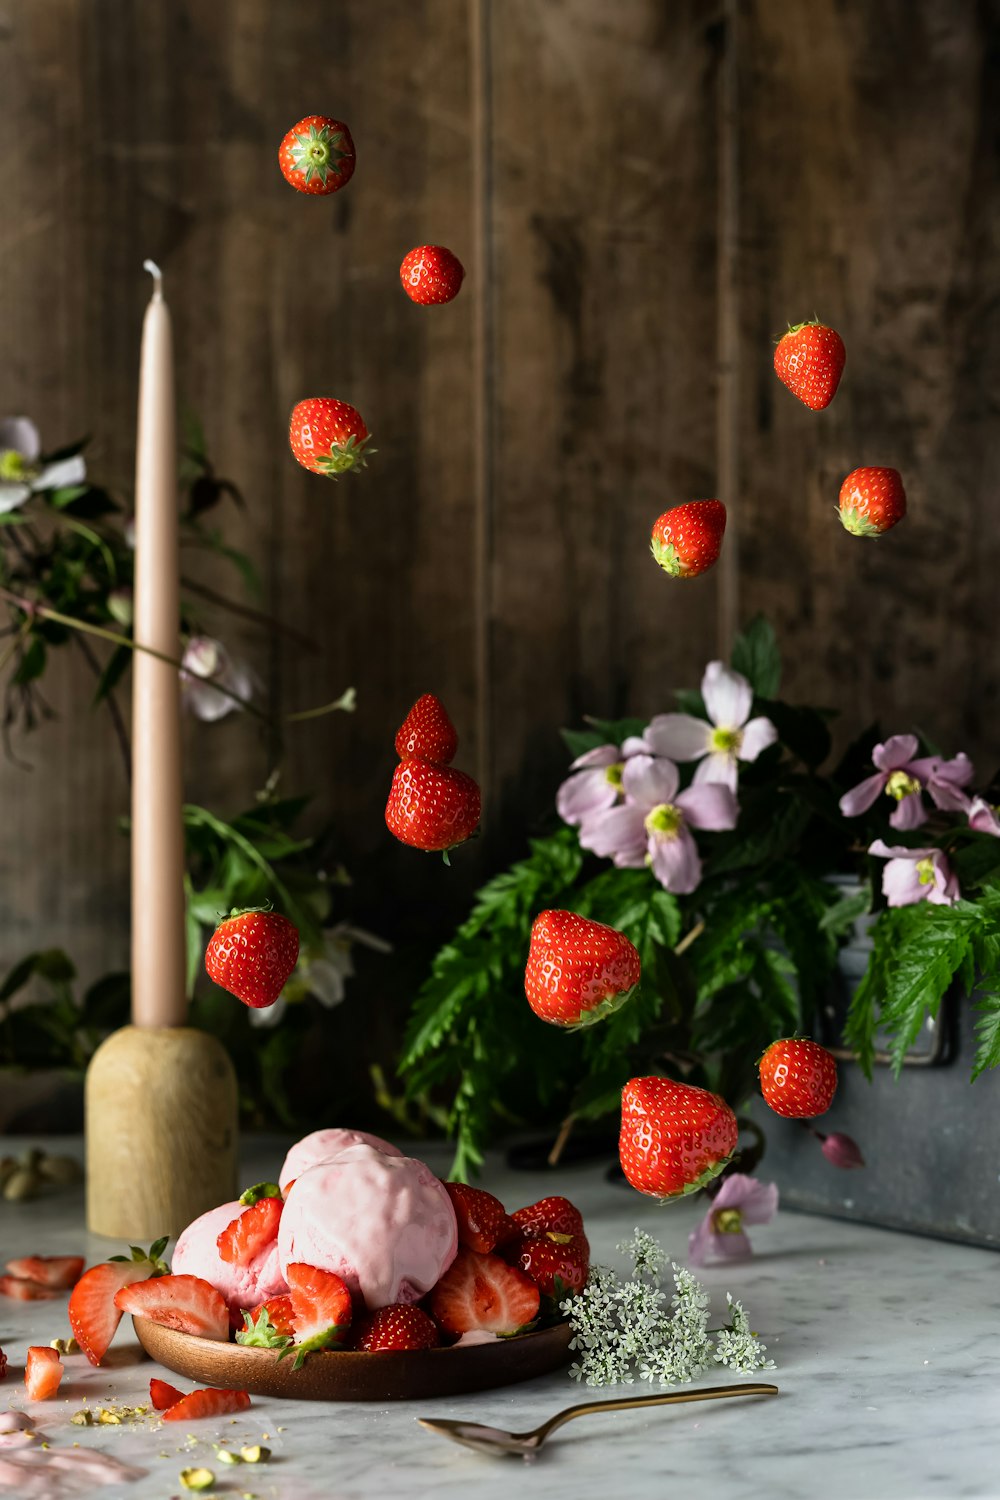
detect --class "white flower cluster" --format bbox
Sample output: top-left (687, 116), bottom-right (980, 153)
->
top-left (560, 1228), bottom-right (774, 1388)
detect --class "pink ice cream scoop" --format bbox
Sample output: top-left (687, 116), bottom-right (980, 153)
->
top-left (278, 1145), bottom-right (457, 1310)
top-left (171, 1200), bottom-right (287, 1324)
top-left (278, 1127), bottom-right (402, 1192)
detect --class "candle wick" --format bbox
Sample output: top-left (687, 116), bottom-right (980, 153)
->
top-left (142, 259), bottom-right (163, 299)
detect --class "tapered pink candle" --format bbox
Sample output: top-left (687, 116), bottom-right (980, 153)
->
top-left (131, 260), bottom-right (186, 1028)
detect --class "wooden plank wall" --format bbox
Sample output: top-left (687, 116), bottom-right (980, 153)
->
top-left (0, 0), bottom-right (997, 1001)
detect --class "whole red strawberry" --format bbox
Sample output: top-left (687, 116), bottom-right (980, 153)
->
top-left (205, 910), bottom-right (299, 1009)
top-left (774, 320), bottom-right (846, 410)
top-left (838, 466), bottom-right (906, 537)
top-left (514, 1231), bottom-right (590, 1298)
top-left (650, 500), bottom-right (726, 579)
top-left (510, 1196), bottom-right (584, 1238)
top-left (395, 694), bottom-right (458, 764)
top-left (289, 398), bottom-right (373, 478)
top-left (444, 1182), bottom-right (515, 1254)
top-left (619, 1076), bottom-right (738, 1200)
top-left (759, 1038), bottom-right (838, 1118)
top-left (400, 245), bottom-right (465, 305)
top-left (524, 909), bottom-right (640, 1027)
top-left (385, 756), bottom-right (481, 855)
top-left (278, 114), bottom-right (355, 196)
top-left (355, 1304), bottom-right (440, 1351)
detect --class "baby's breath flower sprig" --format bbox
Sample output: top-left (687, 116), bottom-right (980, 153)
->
top-left (560, 1227), bottom-right (774, 1388)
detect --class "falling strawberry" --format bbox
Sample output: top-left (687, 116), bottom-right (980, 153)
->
top-left (162, 1386), bottom-right (251, 1422)
top-left (524, 909), bottom-right (640, 1027)
top-left (278, 114), bottom-right (355, 196)
top-left (285, 1262), bottom-right (352, 1367)
top-left (217, 1194), bottom-right (283, 1265)
top-left (5, 1254), bottom-right (84, 1289)
top-left (430, 1248), bottom-right (540, 1336)
top-left (443, 1182), bottom-right (516, 1254)
top-left (149, 1377), bottom-right (185, 1411)
top-left (395, 693), bottom-right (458, 765)
top-left (399, 245), bottom-right (465, 305)
top-left (24, 1346), bottom-right (62, 1401)
top-left (205, 909), bottom-right (299, 1010)
top-left (774, 320), bottom-right (846, 410)
top-left (513, 1231), bottom-right (590, 1298)
top-left (385, 756), bottom-right (481, 855)
top-left (289, 397), bottom-right (373, 479)
top-left (68, 1239), bottom-right (169, 1365)
top-left (355, 1304), bottom-right (440, 1351)
top-left (114, 1274), bottom-right (230, 1341)
top-left (837, 466), bottom-right (906, 537)
top-left (650, 500), bottom-right (726, 579)
top-left (619, 1076), bottom-right (738, 1200)
top-left (759, 1037), bottom-right (838, 1118)
top-left (510, 1196), bottom-right (585, 1239)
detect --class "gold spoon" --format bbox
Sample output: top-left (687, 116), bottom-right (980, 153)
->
top-left (417, 1380), bottom-right (779, 1460)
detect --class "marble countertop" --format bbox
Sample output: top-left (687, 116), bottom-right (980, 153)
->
top-left (1, 1134), bottom-right (995, 1499)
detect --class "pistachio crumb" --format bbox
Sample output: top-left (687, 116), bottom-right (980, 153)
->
top-left (179, 1467), bottom-right (216, 1492)
top-left (240, 1445), bottom-right (270, 1463)
top-left (71, 1411), bottom-right (93, 1427)
top-left (216, 1448), bottom-right (241, 1465)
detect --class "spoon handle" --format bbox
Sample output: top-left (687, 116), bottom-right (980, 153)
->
top-left (537, 1381), bottom-right (778, 1441)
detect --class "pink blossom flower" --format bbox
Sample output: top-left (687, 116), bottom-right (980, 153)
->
top-left (688, 1174), bottom-right (778, 1266)
top-left (868, 839), bottom-right (960, 907)
top-left (639, 662), bottom-right (777, 793)
top-left (556, 740), bottom-right (644, 827)
top-left (578, 754), bottom-right (737, 895)
top-left (0, 416), bottom-right (87, 514)
top-left (840, 736), bottom-right (974, 830)
top-left (968, 797), bottom-right (1000, 838)
top-left (181, 635), bottom-right (255, 721)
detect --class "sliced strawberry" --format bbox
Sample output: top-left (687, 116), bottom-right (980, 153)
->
top-left (511, 1196), bottom-right (585, 1238)
top-left (6, 1255), bottom-right (85, 1289)
top-left (515, 1231), bottom-right (590, 1297)
top-left (285, 1264), bottom-right (352, 1366)
top-left (443, 1182), bottom-right (516, 1254)
top-left (24, 1346), bottom-right (63, 1400)
top-left (216, 1195), bottom-right (283, 1265)
top-left (355, 1304), bottom-right (439, 1351)
top-left (0, 1274), bottom-right (58, 1301)
top-left (430, 1248), bottom-right (540, 1336)
top-left (114, 1274), bottom-right (229, 1341)
top-left (149, 1377), bottom-right (185, 1411)
top-left (162, 1386), bottom-right (251, 1422)
top-left (68, 1240), bottom-right (169, 1366)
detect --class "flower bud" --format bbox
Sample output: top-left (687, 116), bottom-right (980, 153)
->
top-left (108, 587), bottom-right (133, 627)
top-left (820, 1131), bottom-right (865, 1170)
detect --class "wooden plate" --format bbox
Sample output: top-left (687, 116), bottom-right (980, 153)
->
top-left (132, 1317), bottom-right (573, 1402)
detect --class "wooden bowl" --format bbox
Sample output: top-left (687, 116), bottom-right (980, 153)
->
top-left (132, 1317), bottom-right (574, 1402)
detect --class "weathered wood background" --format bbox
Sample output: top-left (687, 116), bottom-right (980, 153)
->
top-left (0, 0), bottom-right (997, 1016)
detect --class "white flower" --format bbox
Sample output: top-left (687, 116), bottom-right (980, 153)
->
top-left (0, 416), bottom-right (86, 514)
top-left (642, 661), bottom-right (778, 792)
top-left (181, 635), bottom-right (256, 721)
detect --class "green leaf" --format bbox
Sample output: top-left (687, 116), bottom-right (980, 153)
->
top-left (819, 884), bottom-right (871, 935)
top-left (761, 700), bottom-right (832, 768)
top-left (0, 949), bottom-right (76, 1001)
top-left (13, 635), bottom-right (46, 684)
top-left (48, 485), bottom-right (90, 509)
top-left (583, 715), bottom-right (648, 745)
top-left (560, 728), bottom-right (606, 760)
top-left (731, 615), bottom-right (781, 698)
top-left (971, 989), bottom-right (1000, 1081)
top-left (92, 644), bottom-right (131, 705)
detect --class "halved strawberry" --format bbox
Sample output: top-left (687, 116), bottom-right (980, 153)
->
top-left (285, 1263), bottom-right (352, 1367)
top-left (236, 1297), bottom-right (294, 1350)
top-left (69, 1239), bottom-right (169, 1366)
top-left (6, 1255), bottom-right (85, 1289)
top-left (149, 1377), bottom-right (184, 1411)
top-left (216, 1195), bottom-right (283, 1265)
top-left (0, 1274), bottom-right (58, 1301)
top-left (443, 1182), bottom-right (516, 1255)
top-left (162, 1386), bottom-right (251, 1422)
top-left (511, 1196), bottom-right (585, 1238)
top-left (355, 1304), bottom-right (439, 1351)
top-left (429, 1248), bottom-right (539, 1336)
top-left (114, 1275), bottom-right (229, 1342)
top-left (514, 1231), bottom-right (590, 1297)
top-left (24, 1346), bottom-right (63, 1400)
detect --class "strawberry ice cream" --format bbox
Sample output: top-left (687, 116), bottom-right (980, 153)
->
top-left (278, 1127), bottom-right (402, 1191)
top-left (171, 1200), bottom-right (287, 1323)
top-left (278, 1144), bottom-right (457, 1309)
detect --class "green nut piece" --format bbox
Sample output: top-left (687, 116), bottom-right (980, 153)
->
top-left (240, 1445), bottom-right (271, 1463)
top-left (216, 1448), bottom-right (241, 1465)
top-left (38, 1154), bottom-right (83, 1185)
top-left (71, 1410), bottom-right (93, 1426)
top-left (179, 1468), bottom-right (216, 1492)
top-left (3, 1167), bottom-right (41, 1201)
top-left (0, 1156), bottom-right (16, 1188)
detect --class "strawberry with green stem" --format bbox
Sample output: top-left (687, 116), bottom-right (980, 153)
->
top-left (278, 115), bottom-right (355, 197)
top-left (619, 1076), bottom-right (738, 1200)
top-left (283, 1263), bottom-right (352, 1368)
top-left (650, 500), bottom-right (726, 579)
top-left (289, 398), bottom-right (374, 478)
top-left (524, 909), bottom-right (640, 1027)
top-left (205, 909), bottom-right (299, 1009)
top-left (385, 756), bottom-right (481, 859)
top-left (838, 466), bottom-right (906, 537)
top-left (774, 319), bottom-right (846, 410)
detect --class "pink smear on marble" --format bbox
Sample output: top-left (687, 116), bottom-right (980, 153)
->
top-left (0, 1442), bottom-right (146, 1494)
